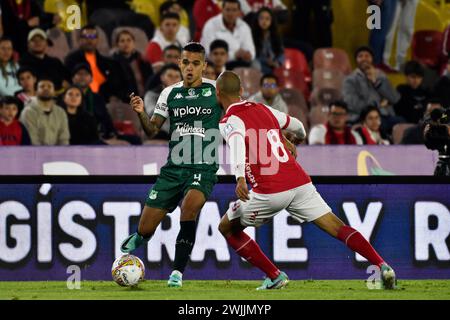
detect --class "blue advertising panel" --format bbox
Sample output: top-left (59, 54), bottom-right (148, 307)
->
top-left (0, 178), bottom-right (449, 281)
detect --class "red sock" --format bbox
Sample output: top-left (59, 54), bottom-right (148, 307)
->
top-left (337, 225), bottom-right (384, 267)
top-left (226, 231), bottom-right (280, 280)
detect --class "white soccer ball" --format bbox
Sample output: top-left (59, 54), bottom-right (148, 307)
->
top-left (111, 254), bottom-right (145, 287)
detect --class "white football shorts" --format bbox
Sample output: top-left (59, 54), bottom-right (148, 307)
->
top-left (226, 182), bottom-right (331, 227)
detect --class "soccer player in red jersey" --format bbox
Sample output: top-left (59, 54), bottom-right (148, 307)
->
top-left (216, 71), bottom-right (396, 290)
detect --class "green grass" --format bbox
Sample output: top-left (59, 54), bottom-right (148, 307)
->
top-left (1, 280), bottom-right (450, 300)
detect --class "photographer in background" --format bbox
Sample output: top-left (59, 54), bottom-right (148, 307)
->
top-left (423, 101), bottom-right (450, 176)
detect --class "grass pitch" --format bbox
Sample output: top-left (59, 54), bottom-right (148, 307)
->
top-left (1, 280), bottom-right (450, 300)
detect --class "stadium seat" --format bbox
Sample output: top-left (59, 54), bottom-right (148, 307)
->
top-left (392, 123), bottom-right (416, 144)
top-left (232, 67), bottom-right (262, 99)
top-left (70, 26), bottom-right (110, 56)
top-left (310, 87), bottom-right (342, 108)
top-left (279, 88), bottom-right (309, 115)
top-left (309, 105), bottom-right (330, 127)
top-left (285, 103), bottom-right (309, 135)
top-left (274, 68), bottom-right (310, 100)
top-left (411, 30), bottom-right (444, 68)
top-left (106, 101), bottom-right (142, 137)
top-left (282, 48), bottom-right (312, 84)
top-left (111, 26), bottom-right (149, 56)
top-left (313, 48), bottom-right (353, 75)
top-left (46, 27), bottom-right (70, 62)
top-left (312, 69), bottom-right (346, 91)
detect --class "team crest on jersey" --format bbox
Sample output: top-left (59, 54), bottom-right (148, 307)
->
top-left (149, 190), bottom-right (158, 200)
top-left (186, 88), bottom-right (199, 99)
top-left (174, 93), bottom-right (183, 99)
top-left (224, 123), bottom-right (234, 137)
top-left (202, 88), bottom-right (212, 97)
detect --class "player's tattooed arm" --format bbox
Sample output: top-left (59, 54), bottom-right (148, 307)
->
top-left (129, 93), bottom-right (163, 138)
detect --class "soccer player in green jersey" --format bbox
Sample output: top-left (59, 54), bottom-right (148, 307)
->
top-left (120, 43), bottom-right (222, 287)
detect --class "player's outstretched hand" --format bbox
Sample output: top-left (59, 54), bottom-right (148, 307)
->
top-left (129, 92), bottom-right (145, 114)
top-left (236, 177), bottom-right (250, 202)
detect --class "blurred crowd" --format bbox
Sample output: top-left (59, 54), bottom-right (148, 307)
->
top-left (0, 0), bottom-right (449, 146)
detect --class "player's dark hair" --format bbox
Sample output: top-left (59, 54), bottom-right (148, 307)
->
top-left (206, 59), bottom-right (215, 67)
top-left (0, 96), bottom-right (20, 107)
top-left (329, 100), bottom-right (348, 111)
top-left (160, 63), bottom-right (181, 76)
top-left (183, 42), bottom-right (206, 58)
top-left (404, 60), bottom-right (425, 77)
top-left (210, 39), bottom-right (229, 53)
top-left (260, 73), bottom-right (278, 86)
top-left (164, 44), bottom-right (181, 53)
top-left (222, 0), bottom-right (241, 9)
top-left (354, 46), bottom-right (374, 60)
top-left (160, 12), bottom-right (180, 23)
top-left (16, 66), bottom-right (37, 79)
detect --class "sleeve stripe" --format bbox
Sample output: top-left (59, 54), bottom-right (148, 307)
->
top-left (282, 114), bottom-right (291, 129)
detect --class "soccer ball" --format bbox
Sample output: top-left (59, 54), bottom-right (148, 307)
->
top-left (111, 254), bottom-right (145, 287)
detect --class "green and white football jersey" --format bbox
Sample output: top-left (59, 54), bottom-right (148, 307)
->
top-left (153, 78), bottom-right (222, 172)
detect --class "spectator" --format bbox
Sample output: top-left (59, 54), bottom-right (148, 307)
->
top-left (0, 37), bottom-right (21, 97)
top-left (158, 0), bottom-right (191, 45)
top-left (65, 24), bottom-right (128, 102)
top-left (19, 77), bottom-right (70, 145)
top-left (71, 63), bottom-right (141, 145)
top-left (112, 29), bottom-right (152, 97)
top-left (144, 44), bottom-right (181, 91)
top-left (394, 61), bottom-right (430, 123)
top-left (0, 0), bottom-right (58, 54)
top-left (354, 105), bottom-right (390, 145)
top-left (203, 61), bottom-right (217, 80)
top-left (145, 13), bottom-right (182, 72)
top-left (433, 57), bottom-right (450, 109)
top-left (249, 74), bottom-right (288, 113)
top-left (19, 28), bottom-right (70, 91)
top-left (192, 0), bottom-right (221, 42)
top-left (239, 0), bottom-right (288, 26)
top-left (251, 7), bottom-right (284, 74)
top-left (15, 66), bottom-right (37, 107)
top-left (342, 46), bottom-right (400, 131)
top-left (144, 63), bottom-right (182, 140)
top-left (0, 96), bottom-right (31, 145)
top-left (201, 0), bottom-right (255, 69)
top-left (382, 0), bottom-right (419, 72)
top-left (292, 0), bottom-right (333, 49)
top-left (401, 99), bottom-right (443, 144)
top-left (60, 85), bottom-right (99, 145)
top-left (209, 39), bottom-right (229, 79)
top-left (309, 100), bottom-right (363, 145)
top-left (368, 0), bottom-right (398, 65)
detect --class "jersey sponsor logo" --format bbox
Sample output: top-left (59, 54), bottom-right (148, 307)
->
top-left (202, 88), bottom-right (212, 97)
top-left (191, 181), bottom-right (200, 186)
top-left (155, 102), bottom-right (168, 113)
top-left (173, 106), bottom-right (212, 118)
top-left (174, 93), bottom-right (183, 99)
top-left (149, 190), bottom-right (158, 200)
top-left (176, 123), bottom-right (206, 137)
